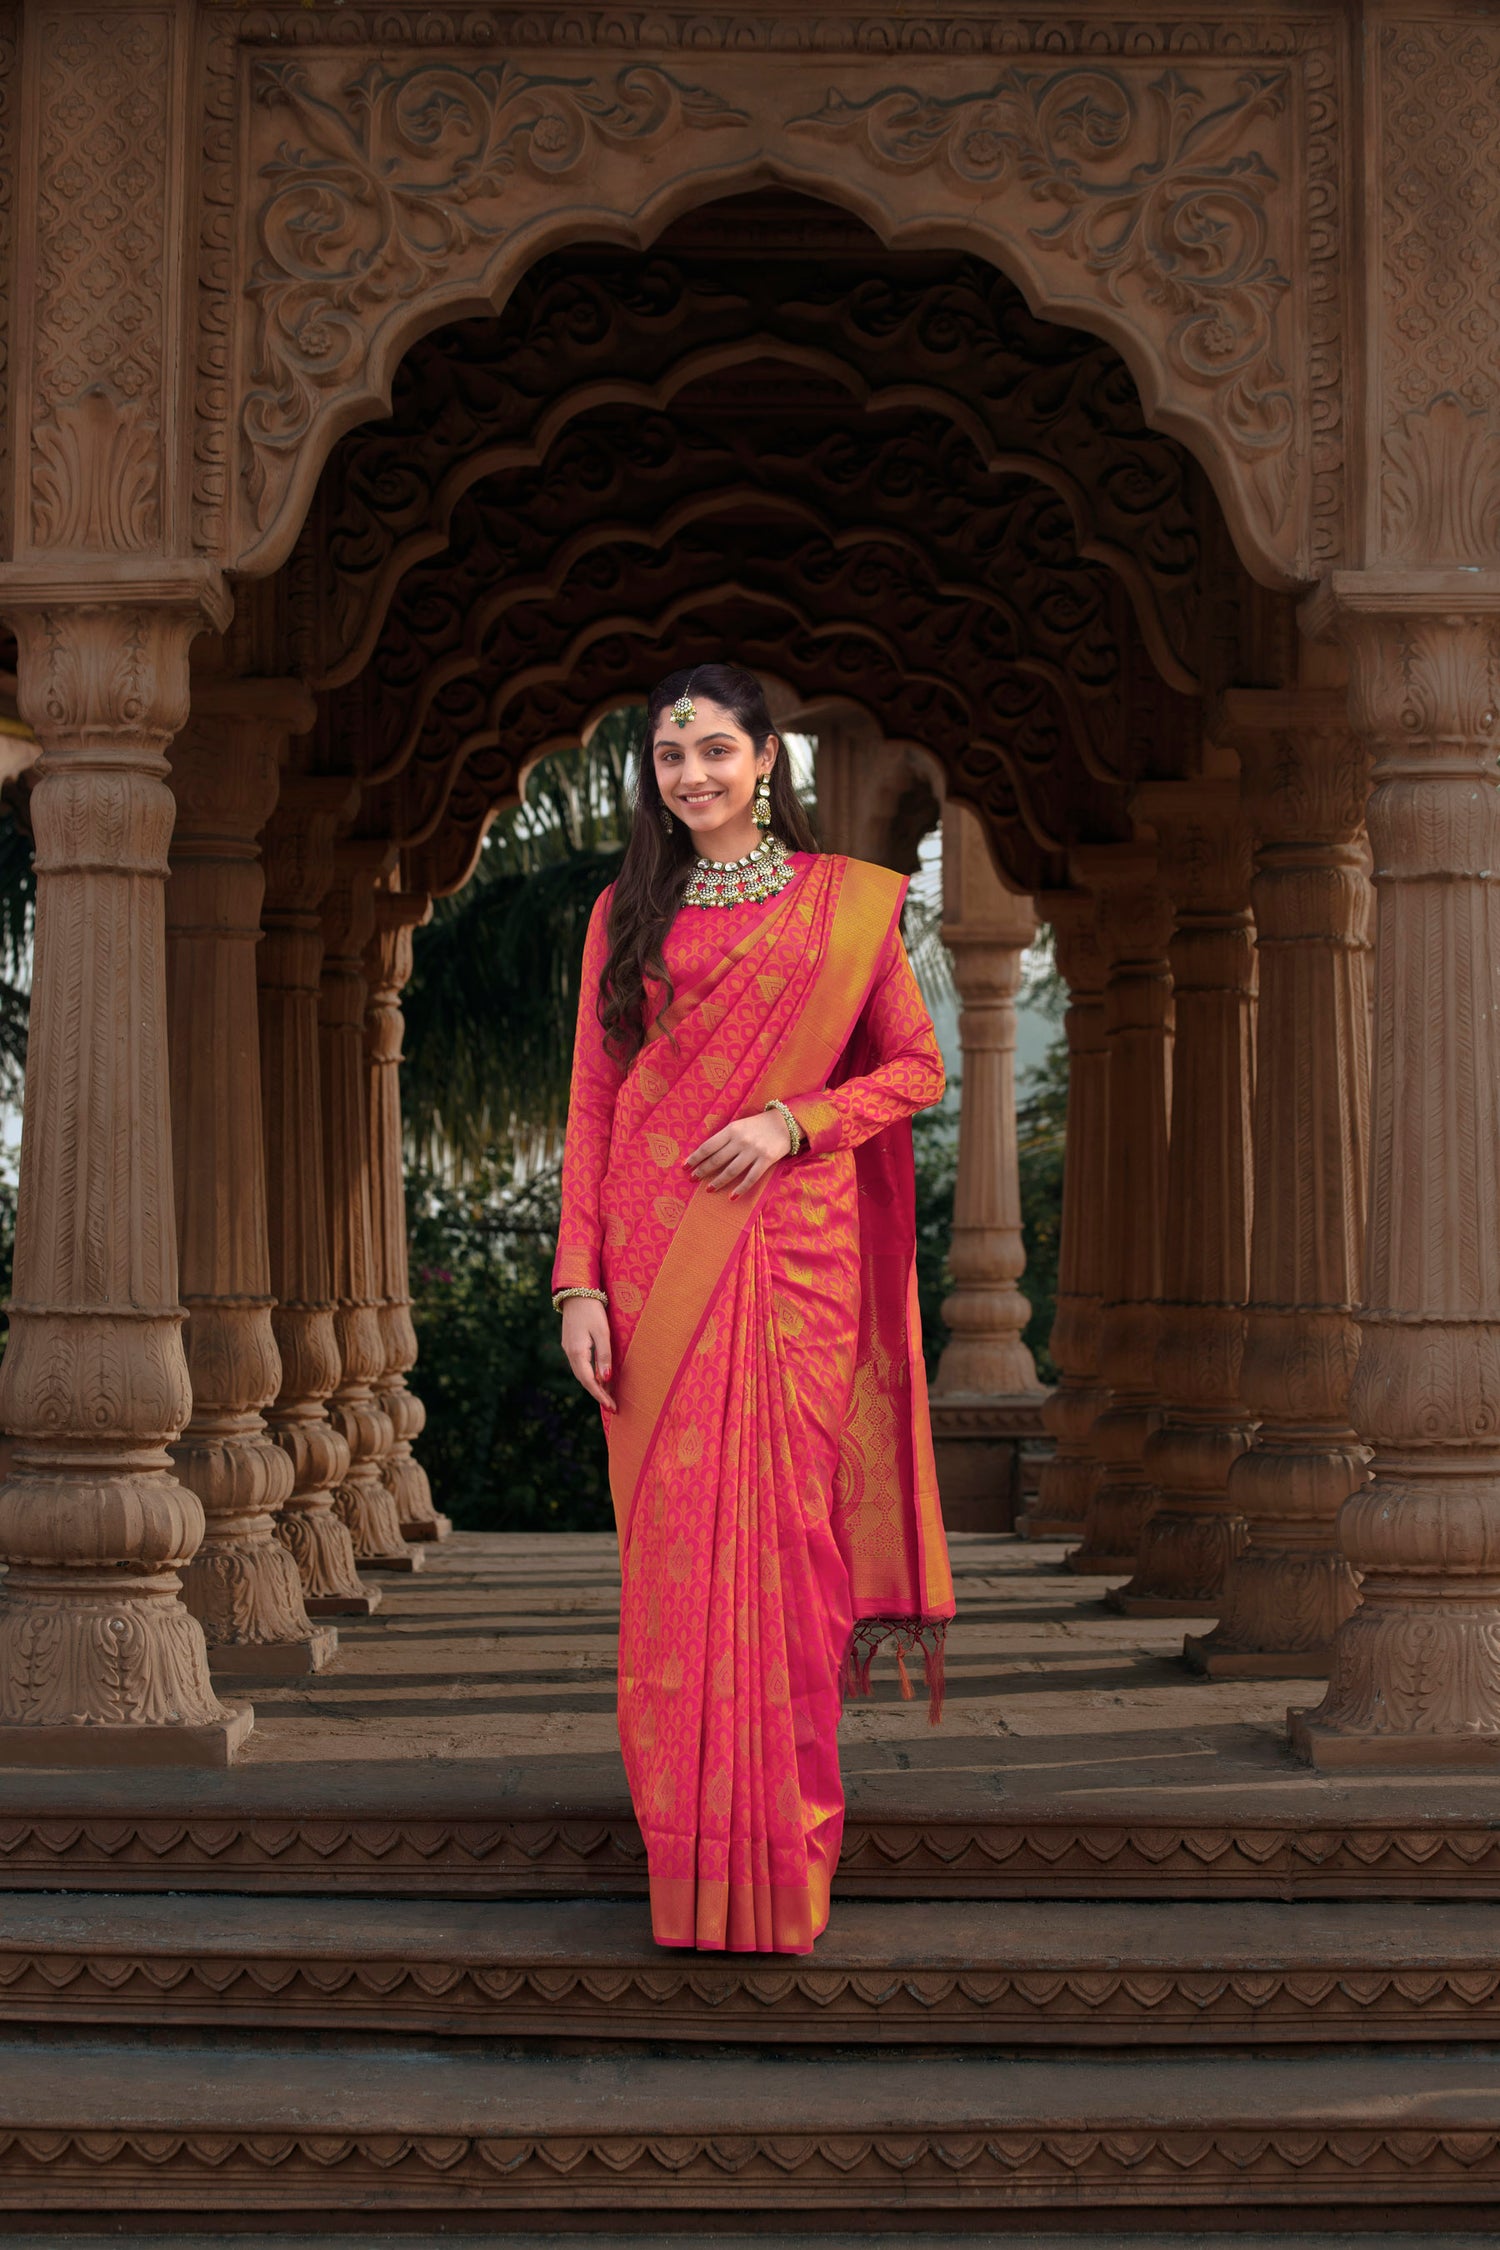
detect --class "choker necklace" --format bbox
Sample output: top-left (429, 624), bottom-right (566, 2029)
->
top-left (683, 833), bottom-right (793, 909)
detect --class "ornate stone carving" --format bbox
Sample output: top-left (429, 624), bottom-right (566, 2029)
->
top-left (1066, 845), bottom-right (1174, 1576)
top-left (320, 843), bottom-right (418, 1572)
top-left (1113, 779), bottom-right (1256, 1615)
top-left (259, 776), bottom-right (377, 1617)
top-left (1383, 398), bottom-right (1500, 568)
top-left (1021, 891), bottom-right (1108, 1540)
top-left (1186, 692), bottom-right (1369, 1681)
top-left (365, 883), bottom-right (448, 1543)
top-left (167, 693), bottom-right (336, 1679)
top-left (0, 5), bottom-right (17, 558)
top-left (0, 582), bottom-right (249, 1762)
top-left (241, 55), bottom-right (748, 540)
top-left (1292, 596), bottom-right (1500, 1766)
top-left (29, 11), bottom-right (172, 554)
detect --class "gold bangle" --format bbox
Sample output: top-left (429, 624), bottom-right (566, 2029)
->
top-left (553, 1286), bottom-right (608, 1313)
top-left (764, 1098), bottom-right (802, 1158)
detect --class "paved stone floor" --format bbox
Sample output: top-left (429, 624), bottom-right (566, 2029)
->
top-left (218, 1531), bottom-right (1495, 1823)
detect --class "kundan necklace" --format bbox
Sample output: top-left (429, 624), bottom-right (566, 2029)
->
top-left (682, 832), bottom-right (793, 909)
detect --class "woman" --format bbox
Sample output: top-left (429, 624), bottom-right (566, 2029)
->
top-left (553, 663), bottom-right (953, 1956)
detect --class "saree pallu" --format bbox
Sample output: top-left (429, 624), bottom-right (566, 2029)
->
top-left (599, 855), bottom-right (953, 1953)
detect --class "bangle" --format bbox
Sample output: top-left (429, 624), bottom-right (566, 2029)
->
top-left (553, 1286), bottom-right (608, 1313)
top-left (764, 1098), bottom-right (802, 1157)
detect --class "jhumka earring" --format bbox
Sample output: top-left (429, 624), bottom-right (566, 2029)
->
top-left (660, 804), bottom-right (674, 834)
top-left (753, 774), bottom-right (772, 829)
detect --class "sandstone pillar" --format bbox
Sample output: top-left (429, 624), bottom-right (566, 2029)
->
top-left (1020, 890), bottom-right (1108, 1541)
top-left (1113, 781), bottom-right (1257, 1615)
top-left (167, 691), bottom-right (336, 1678)
top-left (1292, 597), bottom-right (1500, 1766)
top-left (1185, 694), bottom-right (1369, 1679)
top-left (366, 885), bottom-right (450, 1543)
top-left (321, 846), bottom-right (420, 1573)
top-left (930, 805), bottom-right (1045, 1529)
top-left (259, 780), bottom-right (377, 1617)
top-left (1067, 846), bottom-right (1174, 1577)
top-left (0, 587), bottom-right (249, 1763)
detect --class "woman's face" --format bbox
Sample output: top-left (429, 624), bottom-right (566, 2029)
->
top-left (652, 695), bottom-right (776, 851)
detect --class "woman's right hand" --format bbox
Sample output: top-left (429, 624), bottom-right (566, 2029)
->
top-left (561, 1296), bottom-right (616, 1412)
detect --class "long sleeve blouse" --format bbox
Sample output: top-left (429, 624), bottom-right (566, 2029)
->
top-left (551, 867), bottom-right (946, 1296)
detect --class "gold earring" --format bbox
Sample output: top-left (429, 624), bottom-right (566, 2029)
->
top-left (753, 774), bottom-right (772, 829)
top-left (659, 804), bottom-right (673, 834)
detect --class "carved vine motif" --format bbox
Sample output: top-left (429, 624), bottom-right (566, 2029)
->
top-left (243, 58), bottom-right (747, 526)
top-left (31, 12), bottom-right (170, 552)
top-left (791, 65), bottom-right (1297, 523)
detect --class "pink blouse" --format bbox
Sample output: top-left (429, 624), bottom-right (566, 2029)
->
top-left (552, 854), bottom-right (946, 1295)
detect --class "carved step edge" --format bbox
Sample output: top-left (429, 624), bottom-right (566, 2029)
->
top-left (2, 1897), bottom-right (1498, 2047)
top-left (0, 2043), bottom-right (1495, 2219)
top-left (3, 1808), bottom-right (1500, 1897)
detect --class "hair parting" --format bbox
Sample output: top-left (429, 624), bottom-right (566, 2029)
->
top-left (597, 663), bottom-right (819, 1064)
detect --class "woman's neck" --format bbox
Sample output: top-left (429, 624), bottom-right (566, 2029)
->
top-left (693, 816), bottom-right (763, 864)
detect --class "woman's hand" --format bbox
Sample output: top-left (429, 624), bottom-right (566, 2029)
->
top-left (561, 1297), bottom-right (616, 1412)
top-left (688, 1109), bottom-right (794, 1199)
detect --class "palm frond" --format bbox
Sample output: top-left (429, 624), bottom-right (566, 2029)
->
top-left (902, 891), bottom-right (956, 1019)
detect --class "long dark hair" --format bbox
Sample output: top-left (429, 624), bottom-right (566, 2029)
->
top-left (599, 664), bottom-right (819, 1063)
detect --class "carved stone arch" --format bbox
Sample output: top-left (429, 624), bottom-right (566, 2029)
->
top-left (215, 22), bottom-right (1341, 593)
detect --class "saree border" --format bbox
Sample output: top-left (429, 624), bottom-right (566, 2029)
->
top-left (607, 857), bottom-right (905, 1547)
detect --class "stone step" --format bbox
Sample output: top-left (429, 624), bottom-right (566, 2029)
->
top-left (0, 2036), bottom-right (1497, 2223)
top-left (3, 1892), bottom-right (1499, 2046)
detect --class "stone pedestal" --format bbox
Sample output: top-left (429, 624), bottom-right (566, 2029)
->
top-left (167, 687), bottom-right (336, 1681)
top-left (929, 805), bottom-right (1046, 1529)
top-left (0, 581), bottom-right (250, 1764)
top-left (1292, 592), bottom-right (1500, 1766)
top-left (1113, 780), bottom-right (1256, 1618)
top-left (366, 885), bottom-right (450, 1543)
top-left (260, 780), bottom-right (379, 1619)
top-left (1185, 694), bottom-right (1369, 1681)
top-left (321, 846), bottom-right (421, 1574)
top-left (1021, 892), bottom-right (1108, 1541)
top-left (1067, 847), bottom-right (1174, 1578)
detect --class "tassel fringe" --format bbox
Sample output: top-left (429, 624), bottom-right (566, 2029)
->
top-left (841, 1617), bottom-right (947, 1725)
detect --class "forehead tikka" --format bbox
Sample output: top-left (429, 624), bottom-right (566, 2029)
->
top-left (670, 692), bottom-right (696, 728)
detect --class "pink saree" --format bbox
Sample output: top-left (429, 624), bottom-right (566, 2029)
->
top-left (554, 852), bottom-right (953, 1953)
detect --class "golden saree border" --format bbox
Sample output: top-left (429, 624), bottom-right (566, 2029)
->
top-left (608, 856), bottom-right (905, 1546)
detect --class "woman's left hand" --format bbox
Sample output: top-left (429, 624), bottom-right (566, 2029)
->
top-left (687, 1110), bottom-right (795, 1198)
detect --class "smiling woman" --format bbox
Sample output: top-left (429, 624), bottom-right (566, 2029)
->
top-left (553, 662), bottom-right (954, 1956)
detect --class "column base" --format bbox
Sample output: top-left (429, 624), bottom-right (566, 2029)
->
top-left (403, 1513), bottom-right (452, 1543)
top-left (0, 1703), bottom-right (253, 1769)
top-left (207, 1625), bottom-right (339, 1680)
top-left (1288, 1704), bottom-right (1500, 1768)
top-left (1017, 1513), bottom-right (1084, 1541)
top-left (305, 1585), bottom-right (382, 1618)
top-left (1066, 1548), bottom-right (1134, 1577)
top-left (359, 1547), bottom-right (424, 1573)
top-left (1109, 1590), bottom-right (1223, 1619)
top-left (930, 1394), bottom-right (1048, 1534)
top-left (1183, 1631), bottom-right (1332, 1680)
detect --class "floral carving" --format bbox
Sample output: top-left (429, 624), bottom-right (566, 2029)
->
top-left (31, 387), bottom-right (158, 553)
top-left (1382, 395), bottom-right (1500, 567)
top-left (242, 58), bottom-right (748, 528)
top-left (792, 65), bottom-right (1297, 523)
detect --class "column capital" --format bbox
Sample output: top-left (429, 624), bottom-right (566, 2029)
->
top-left (1132, 777), bottom-right (1253, 921)
top-left (0, 575), bottom-right (230, 759)
top-left (1037, 888), bottom-right (1105, 1003)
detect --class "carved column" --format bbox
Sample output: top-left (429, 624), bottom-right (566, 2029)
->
top-left (259, 779), bottom-right (377, 1617)
top-left (1067, 845), bottom-right (1174, 1577)
top-left (0, 589), bottom-right (249, 1763)
top-left (1292, 598), bottom-right (1500, 1765)
top-left (1020, 890), bottom-right (1108, 1541)
top-left (321, 845), bottom-right (420, 1573)
top-left (1113, 780), bottom-right (1257, 1615)
top-left (1185, 694), bottom-right (1369, 1679)
top-left (929, 805), bottom-right (1044, 1529)
top-left (167, 692), bottom-right (336, 1678)
top-left (366, 886), bottom-right (450, 1543)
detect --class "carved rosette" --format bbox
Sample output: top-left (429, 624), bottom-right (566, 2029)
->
top-left (166, 702), bottom-right (335, 1679)
top-left (1186, 693), bottom-right (1370, 1681)
top-left (931, 809), bottom-right (1042, 1404)
top-left (1023, 891), bottom-right (1107, 1538)
top-left (1066, 847), bottom-right (1174, 1576)
top-left (1113, 781), bottom-right (1256, 1615)
top-left (259, 778), bottom-right (377, 1616)
top-left (366, 885), bottom-right (449, 1542)
top-left (1292, 603), bottom-right (1500, 1764)
top-left (321, 847), bottom-right (418, 1572)
top-left (0, 591), bottom-right (248, 1758)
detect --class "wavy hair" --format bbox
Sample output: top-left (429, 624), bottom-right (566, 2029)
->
top-left (598, 664), bottom-right (819, 1063)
